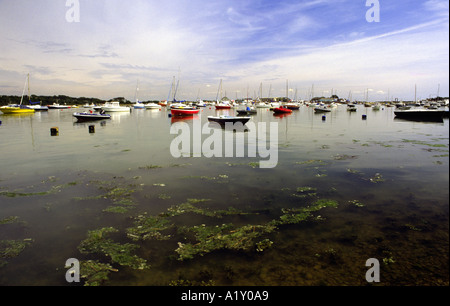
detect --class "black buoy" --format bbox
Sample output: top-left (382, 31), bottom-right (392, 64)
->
top-left (362, 114), bottom-right (367, 120)
top-left (168, 113), bottom-right (172, 117)
top-left (0, 120), bottom-right (2, 126)
top-left (50, 127), bottom-right (59, 136)
top-left (89, 125), bottom-right (95, 133)
top-left (322, 115), bottom-right (326, 121)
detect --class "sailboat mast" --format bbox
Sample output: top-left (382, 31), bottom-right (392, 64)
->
top-left (173, 80), bottom-right (179, 102)
top-left (19, 74), bottom-right (28, 106)
top-left (134, 80), bottom-right (140, 103)
top-left (414, 84), bottom-right (417, 103)
top-left (167, 76), bottom-right (175, 102)
top-left (216, 79), bottom-right (222, 102)
top-left (27, 73), bottom-right (30, 103)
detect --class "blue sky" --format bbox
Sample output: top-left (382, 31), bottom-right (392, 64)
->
top-left (0, 0), bottom-right (448, 101)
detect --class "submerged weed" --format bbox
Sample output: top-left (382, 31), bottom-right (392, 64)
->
top-left (78, 227), bottom-right (148, 270)
top-left (80, 260), bottom-right (118, 286)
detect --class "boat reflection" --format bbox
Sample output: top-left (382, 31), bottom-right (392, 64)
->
top-left (273, 112), bottom-right (292, 119)
top-left (171, 115), bottom-right (199, 124)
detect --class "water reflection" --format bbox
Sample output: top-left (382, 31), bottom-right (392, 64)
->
top-left (0, 104), bottom-right (448, 286)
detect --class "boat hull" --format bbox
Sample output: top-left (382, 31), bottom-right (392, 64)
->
top-left (1, 107), bottom-right (35, 114)
top-left (237, 110), bottom-right (257, 115)
top-left (208, 116), bottom-right (250, 125)
top-left (48, 105), bottom-right (70, 109)
top-left (171, 109), bottom-right (200, 116)
top-left (215, 105), bottom-right (232, 110)
top-left (285, 105), bottom-right (300, 110)
top-left (145, 104), bottom-right (160, 109)
top-left (394, 110), bottom-right (445, 122)
top-left (73, 113), bottom-right (111, 121)
top-left (272, 107), bottom-right (292, 114)
top-left (314, 107), bottom-right (331, 113)
top-left (102, 107), bottom-right (131, 112)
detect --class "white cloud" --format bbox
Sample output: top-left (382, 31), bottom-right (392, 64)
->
top-left (0, 0), bottom-right (448, 101)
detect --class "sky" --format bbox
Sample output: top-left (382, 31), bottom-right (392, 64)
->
top-left (0, 0), bottom-right (448, 102)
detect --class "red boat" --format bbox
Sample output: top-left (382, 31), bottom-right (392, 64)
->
top-left (272, 106), bottom-right (293, 114)
top-left (171, 108), bottom-right (200, 116)
top-left (215, 105), bottom-right (232, 110)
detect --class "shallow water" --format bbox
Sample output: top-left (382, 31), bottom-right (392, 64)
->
top-left (0, 105), bottom-right (448, 286)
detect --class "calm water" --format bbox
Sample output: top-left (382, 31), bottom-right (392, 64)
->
top-left (0, 105), bottom-right (448, 286)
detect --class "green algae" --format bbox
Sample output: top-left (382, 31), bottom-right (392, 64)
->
top-left (78, 227), bottom-right (148, 270)
top-left (74, 182), bottom-right (139, 214)
top-left (171, 197), bottom-right (338, 261)
top-left (1, 216), bottom-right (33, 267)
top-left (138, 164), bottom-right (163, 170)
top-left (181, 175), bottom-right (230, 183)
top-left (402, 139), bottom-right (448, 148)
top-left (165, 199), bottom-right (247, 219)
top-left (256, 239), bottom-right (273, 252)
top-left (348, 200), bottom-right (365, 207)
top-left (273, 199), bottom-right (338, 226)
top-left (80, 260), bottom-right (118, 286)
top-left (333, 154), bottom-right (358, 160)
top-left (175, 223), bottom-right (277, 261)
top-left (158, 193), bottom-right (171, 200)
top-left (295, 159), bottom-right (328, 166)
top-left (0, 239), bottom-right (33, 268)
top-left (0, 183), bottom-right (74, 198)
top-left (292, 187), bottom-right (317, 198)
top-left (368, 173), bottom-right (385, 183)
top-left (347, 168), bottom-right (363, 175)
top-left (0, 216), bottom-right (20, 225)
top-left (126, 214), bottom-right (173, 241)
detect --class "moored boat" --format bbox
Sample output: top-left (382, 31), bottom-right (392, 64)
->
top-left (145, 103), bottom-right (161, 109)
top-left (29, 103), bottom-right (48, 111)
top-left (171, 108), bottom-right (200, 116)
top-left (133, 102), bottom-right (145, 109)
top-left (285, 103), bottom-right (300, 110)
top-left (208, 115), bottom-right (251, 125)
top-left (272, 106), bottom-right (292, 114)
top-left (314, 106), bottom-right (331, 113)
top-left (215, 103), bottom-right (232, 110)
top-left (73, 112), bottom-right (111, 122)
top-left (1, 74), bottom-right (36, 114)
top-left (48, 103), bottom-right (70, 109)
top-left (1, 105), bottom-right (35, 114)
top-left (237, 106), bottom-right (257, 115)
top-left (102, 101), bottom-right (131, 112)
top-left (394, 109), bottom-right (445, 121)
top-left (347, 104), bottom-right (357, 112)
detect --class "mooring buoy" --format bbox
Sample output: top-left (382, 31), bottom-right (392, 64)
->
top-left (50, 127), bottom-right (59, 136)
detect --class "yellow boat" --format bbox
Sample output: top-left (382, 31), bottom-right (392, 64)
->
top-left (0, 105), bottom-right (35, 114)
top-left (0, 74), bottom-right (36, 114)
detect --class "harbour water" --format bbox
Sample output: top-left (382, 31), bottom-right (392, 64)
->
top-left (0, 105), bottom-right (448, 286)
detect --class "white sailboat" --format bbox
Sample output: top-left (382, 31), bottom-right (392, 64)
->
top-left (1, 74), bottom-right (35, 114)
top-left (26, 74), bottom-right (48, 111)
top-left (133, 81), bottom-right (145, 109)
top-left (102, 101), bottom-right (131, 112)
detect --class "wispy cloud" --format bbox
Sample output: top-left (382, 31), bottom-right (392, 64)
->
top-left (0, 0), bottom-right (448, 100)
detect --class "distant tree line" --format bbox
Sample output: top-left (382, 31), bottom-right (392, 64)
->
top-left (0, 95), bottom-right (160, 106)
